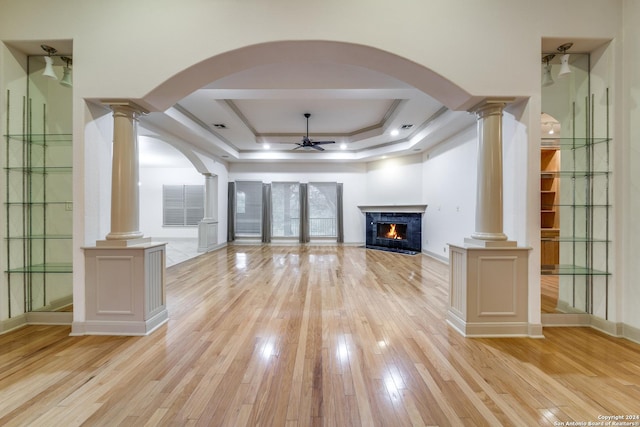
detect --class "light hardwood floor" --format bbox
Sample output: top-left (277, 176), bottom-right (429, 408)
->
top-left (1, 245), bottom-right (640, 426)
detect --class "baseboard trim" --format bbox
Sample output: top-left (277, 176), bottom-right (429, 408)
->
top-left (25, 311), bottom-right (73, 325)
top-left (622, 323), bottom-right (640, 345)
top-left (423, 250), bottom-right (449, 264)
top-left (447, 310), bottom-right (532, 337)
top-left (0, 314), bottom-right (27, 334)
top-left (71, 309), bottom-right (169, 336)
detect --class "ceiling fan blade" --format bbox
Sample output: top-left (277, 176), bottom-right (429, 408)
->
top-left (312, 141), bottom-right (335, 145)
top-left (293, 144), bottom-right (304, 150)
top-left (311, 144), bottom-right (325, 151)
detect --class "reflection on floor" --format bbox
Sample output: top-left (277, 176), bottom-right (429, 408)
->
top-left (153, 237), bottom-right (201, 267)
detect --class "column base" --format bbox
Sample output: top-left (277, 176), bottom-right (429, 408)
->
top-left (470, 231), bottom-right (509, 242)
top-left (97, 237), bottom-right (151, 247)
top-left (464, 237), bottom-right (517, 248)
top-left (105, 230), bottom-right (145, 241)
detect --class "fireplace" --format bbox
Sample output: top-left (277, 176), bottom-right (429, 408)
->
top-left (364, 212), bottom-right (422, 254)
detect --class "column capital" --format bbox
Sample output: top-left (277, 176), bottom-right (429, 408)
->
top-left (468, 97), bottom-right (515, 118)
top-left (101, 99), bottom-right (149, 116)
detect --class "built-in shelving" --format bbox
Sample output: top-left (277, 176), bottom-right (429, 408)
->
top-left (4, 90), bottom-right (73, 316)
top-left (540, 91), bottom-right (611, 318)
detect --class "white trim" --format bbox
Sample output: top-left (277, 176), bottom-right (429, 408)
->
top-left (0, 314), bottom-right (27, 334)
top-left (357, 204), bottom-right (428, 213)
top-left (71, 309), bottom-right (168, 336)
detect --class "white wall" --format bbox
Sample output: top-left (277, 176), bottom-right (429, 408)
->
top-left (422, 126), bottom-right (477, 260)
top-left (365, 154), bottom-right (423, 204)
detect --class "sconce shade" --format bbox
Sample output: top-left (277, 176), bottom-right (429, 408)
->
top-left (43, 56), bottom-right (57, 79)
top-left (542, 63), bottom-right (554, 87)
top-left (60, 66), bottom-right (72, 87)
top-left (558, 53), bottom-right (572, 78)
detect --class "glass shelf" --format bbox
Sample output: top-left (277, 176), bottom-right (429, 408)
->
top-left (5, 234), bottom-right (72, 240)
top-left (548, 203), bottom-right (611, 208)
top-left (6, 263), bottom-right (73, 274)
top-left (541, 236), bottom-right (610, 243)
top-left (5, 166), bottom-right (72, 173)
top-left (541, 137), bottom-right (611, 148)
top-left (4, 133), bottom-right (72, 145)
top-left (5, 201), bottom-right (73, 205)
top-left (541, 170), bottom-right (610, 177)
top-left (540, 264), bottom-right (611, 276)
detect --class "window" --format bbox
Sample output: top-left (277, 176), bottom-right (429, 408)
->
top-left (271, 182), bottom-right (300, 237)
top-left (163, 185), bottom-right (204, 226)
top-left (235, 181), bottom-right (262, 236)
top-left (308, 182), bottom-right (337, 237)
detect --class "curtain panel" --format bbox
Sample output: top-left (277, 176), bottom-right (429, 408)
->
top-left (227, 182), bottom-right (236, 242)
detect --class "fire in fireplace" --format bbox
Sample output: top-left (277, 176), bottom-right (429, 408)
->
top-left (364, 212), bottom-right (422, 254)
top-left (377, 223), bottom-right (407, 240)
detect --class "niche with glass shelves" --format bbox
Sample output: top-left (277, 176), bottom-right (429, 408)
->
top-left (4, 58), bottom-right (73, 317)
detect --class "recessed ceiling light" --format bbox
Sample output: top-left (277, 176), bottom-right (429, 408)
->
top-left (263, 143), bottom-right (270, 150)
top-left (390, 129), bottom-right (399, 137)
top-left (340, 143), bottom-right (347, 150)
top-left (212, 124), bottom-right (227, 129)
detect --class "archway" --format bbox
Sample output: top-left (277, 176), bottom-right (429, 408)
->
top-left (141, 40), bottom-right (476, 113)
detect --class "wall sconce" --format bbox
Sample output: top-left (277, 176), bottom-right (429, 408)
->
top-left (557, 42), bottom-right (573, 78)
top-left (60, 57), bottom-right (72, 87)
top-left (39, 44), bottom-right (72, 88)
top-left (541, 54), bottom-right (555, 87)
top-left (40, 44), bottom-right (58, 79)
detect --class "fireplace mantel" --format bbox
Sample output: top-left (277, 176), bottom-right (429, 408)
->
top-left (357, 204), bottom-right (428, 213)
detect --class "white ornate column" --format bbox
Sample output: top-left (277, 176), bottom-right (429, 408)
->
top-left (470, 100), bottom-right (508, 242)
top-left (100, 101), bottom-right (149, 246)
top-left (198, 173), bottom-right (219, 252)
top-left (76, 100), bottom-right (168, 337)
top-left (446, 98), bottom-right (535, 338)
top-left (466, 99), bottom-right (516, 246)
top-left (203, 173), bottom-right (216, 221)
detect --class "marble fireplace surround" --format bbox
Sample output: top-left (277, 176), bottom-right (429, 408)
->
top-left (358, 205), bottom-right (428, 254)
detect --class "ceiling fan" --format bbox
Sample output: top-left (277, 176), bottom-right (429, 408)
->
top-left (293, 113), bottom-right (335, 151)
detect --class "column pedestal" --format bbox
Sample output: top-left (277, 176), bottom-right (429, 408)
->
top-left (197, 220), bottom-right (218, 252)
top-left (447, 244), bottom-right (531, 337)
top-left (75, 242), bottom-right (168, 336)
top-left (447, 98), bottom-right (534, 337)
top-left (198, 173), bottom-right (219, 252)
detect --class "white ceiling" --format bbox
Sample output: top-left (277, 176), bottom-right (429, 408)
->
top-left (139, 61), bottom-right (476, 165)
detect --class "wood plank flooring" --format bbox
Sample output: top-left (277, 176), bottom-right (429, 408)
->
top-left (1, 245), bottom-right (640, 426)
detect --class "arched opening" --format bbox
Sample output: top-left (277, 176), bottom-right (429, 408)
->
top-left (142, 40), bottom-right (475, 113)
